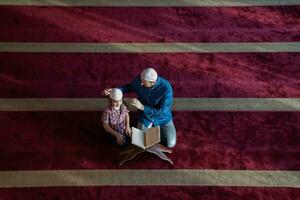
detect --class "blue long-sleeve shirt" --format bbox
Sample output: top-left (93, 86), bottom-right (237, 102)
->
top-left (119, 76), bottom-right (173, 127)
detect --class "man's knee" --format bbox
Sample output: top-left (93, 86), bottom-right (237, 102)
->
top-left (167, 136), bottom-right (176, 148)
top-left (163, 126), bottom-right (176, 148)
top-left (160, 121), bottom-right (176, 148)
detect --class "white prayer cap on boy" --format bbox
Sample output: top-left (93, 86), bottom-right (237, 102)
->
top-left (141, 68), bottom-right (158, 82)
top-left (109, 88), bottom-right (123, 101)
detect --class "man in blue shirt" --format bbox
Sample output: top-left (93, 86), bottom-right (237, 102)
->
top-left (103, 68), bottom-right (176, 148)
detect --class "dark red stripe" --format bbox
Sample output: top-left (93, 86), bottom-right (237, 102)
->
top-left (1, 53), bottom-right (299, 98)
top-left (0, 186), bottom-right (299, 200)
top-left (0, 6), bottom-right (299, 42)
top-left (0, 111), bottom-right (299, 170)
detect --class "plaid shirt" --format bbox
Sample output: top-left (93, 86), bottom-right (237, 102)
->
top-left (102, 104), bottom-right (129, 135)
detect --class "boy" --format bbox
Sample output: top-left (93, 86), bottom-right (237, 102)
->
top-left (102, 88), bottom-right (131, 146)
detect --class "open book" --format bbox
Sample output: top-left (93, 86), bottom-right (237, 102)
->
top-left (131, 126), bottom-right (160, 149)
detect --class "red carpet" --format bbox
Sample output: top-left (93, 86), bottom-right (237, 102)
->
top-left (0, 6), bottom-right (299, 42)
top-left (0, 53), bottom-right (299, 98)
top-left (0, 3), bottom-right (300, 200)
top-left (0, 111), bottom-right (299, 170)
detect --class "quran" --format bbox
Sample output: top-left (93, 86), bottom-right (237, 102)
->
top-left (119, 126), bottom-right (173, 166)
top-left (131, 126), bottom-right (160, 149)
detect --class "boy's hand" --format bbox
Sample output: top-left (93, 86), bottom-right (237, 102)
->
top-left (125, 126), bottom-right (132, 137)
top-left (115, 133), bottom-right (125, 145)
top-left (102, 88), bottom-right (112, 96)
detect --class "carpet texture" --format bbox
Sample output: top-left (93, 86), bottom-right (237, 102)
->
top-left (0, 3), bottom-right (299, 200)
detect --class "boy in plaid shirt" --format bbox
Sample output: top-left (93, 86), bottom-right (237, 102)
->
top-left (102, 88), bottom-right (131, 146)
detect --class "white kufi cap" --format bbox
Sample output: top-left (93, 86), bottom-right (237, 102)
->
top-left (141, 68), bottom-right (158, 82)
top-left (109, 88), bottom-right (123, 101)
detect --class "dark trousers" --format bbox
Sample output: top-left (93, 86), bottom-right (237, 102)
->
top-left (104, 132), bottom-right (131, 147)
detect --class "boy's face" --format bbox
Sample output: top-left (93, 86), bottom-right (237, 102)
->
top-left (110, 99), bottom-right (122, 108)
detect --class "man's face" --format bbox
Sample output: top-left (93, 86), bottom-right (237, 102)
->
top-left (141, 79), bottom-right (156, 88)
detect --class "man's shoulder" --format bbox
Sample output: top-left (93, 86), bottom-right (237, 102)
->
top-left (158, 77), bottom-right (172, 89)
top-left (131, 75), bottom-right (141, 85)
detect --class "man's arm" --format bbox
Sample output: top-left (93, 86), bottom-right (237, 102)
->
top-left (143, 88), bottom-right (173, 121)
top-left (119, 77), bottom-right (138, 94)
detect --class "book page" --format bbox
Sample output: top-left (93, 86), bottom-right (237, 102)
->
top-left (131, 127), bottom-right (145, 149)
top-left (145, 127), bottom-right (160, 148)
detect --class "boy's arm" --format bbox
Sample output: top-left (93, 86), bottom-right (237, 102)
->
top-left (102, 111), bottom-right (124, 138)
top-left (126, 113), bottom-right (130, 128)
top-left (102, 122), bottom-right (120, 137)
top-left (125, 113), bottom-right (132, 136)
top-left (103, 123), bottom-right (126, 145)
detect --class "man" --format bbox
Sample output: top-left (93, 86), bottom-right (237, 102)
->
top-left (103, 68), bottom-right (176, 148)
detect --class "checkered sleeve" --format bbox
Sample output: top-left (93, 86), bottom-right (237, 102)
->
top-left (102, 110), bottom-right (110, 124)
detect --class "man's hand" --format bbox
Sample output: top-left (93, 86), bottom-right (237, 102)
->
top-left (102, 88), bottom-right (112, 96)
top-left (130, 98), bottom-right (144, 110)
top-left (115, 133), bottom-right (125, 145)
